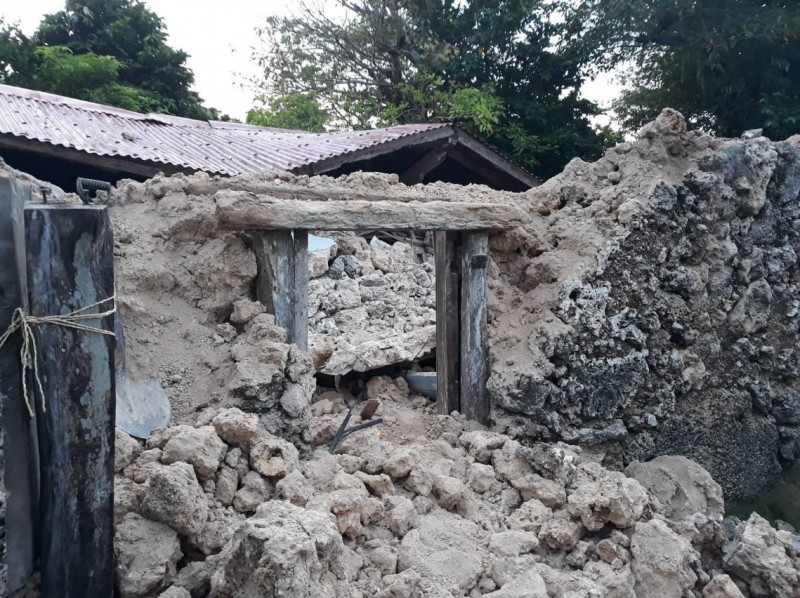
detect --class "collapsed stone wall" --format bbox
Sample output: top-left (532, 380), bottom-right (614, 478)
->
top-left (108, 173), bottom-right (437, 443)
top-left (307, 233), bottom-right (436, 375)
top-left (113, 378), bottom-right (800, 598)
top-left (3, 115), bottom-right (800, 597)
top-left (108, 180), bottom-right (314, 448)
top-left (486, 110), bottom-right (800, 501)
top-left (12, 111), bottom-right (800, 501)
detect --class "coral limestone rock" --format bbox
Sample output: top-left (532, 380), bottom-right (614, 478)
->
top-left (723, 513), bottom-right (800, 598)
top-left (626, 455), bottom-right (724, 519)
top-left (115, 513), bottom-right (182, 598)
top-left (567, 465), bottom-right (649, 531)
top-left (160, 425), bottom-right (227, 481)
top-left (630, 519), bottom-right (699, 598)
top-left (210, 501), bottom-right (350, 598)
top-left (142, 462), bottom-right (209, 538)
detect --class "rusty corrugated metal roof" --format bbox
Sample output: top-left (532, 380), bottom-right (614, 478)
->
top-left (0, 84), bottom-right (540, 189)
top-left (0, 83), bottom-right (454, 176)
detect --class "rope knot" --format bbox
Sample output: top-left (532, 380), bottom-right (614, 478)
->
top-left (0, 296), bottom-right (117, 417)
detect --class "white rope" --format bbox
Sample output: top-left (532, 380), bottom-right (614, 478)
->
top-left (0, 296), bottom-right (116, 417)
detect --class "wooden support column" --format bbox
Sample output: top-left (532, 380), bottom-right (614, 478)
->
top-left (25, 205), bottom-right (116, 598)
top-left (252, 230), bottom-right (308, 351)
top-left (0, 176), bottom-right (38, 592)
top-left (293, 231), bottom-right (309, 351)
top-left (435, 231), bottom-right (460, 415)
top-left (460, 231), bottom-right (490, 425)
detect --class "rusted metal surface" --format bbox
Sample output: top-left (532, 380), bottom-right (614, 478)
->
top-left (0, 84), bottom-right (539, 188)
top-left (360, 398), bottom-right (381, 420)
top-left (0, 84), bottom-right (450, 176)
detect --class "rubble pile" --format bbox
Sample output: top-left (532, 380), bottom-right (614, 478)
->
top-left (107, 117), bottom-right (800, 500)
top-left (113, 382), bottom-right (800, 598)
top-left (487, 110), bottom-right (800, 500)
top-left (108, 185), bottom-right (318, 446)
top-left (307, 233), bottom-right (436, 375)
top-left (107, 176), bottom-right (437, 434)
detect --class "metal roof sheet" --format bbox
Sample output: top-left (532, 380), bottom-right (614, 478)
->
top-left (0, 84), bottom-right (453, 176)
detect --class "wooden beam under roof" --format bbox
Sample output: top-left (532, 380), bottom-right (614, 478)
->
top-left (300, 127), bottom-right (455, 177)
top-left (452, 130), bottom-right (540, 190)
top-left (400, 143), bottom-right (450, 185)
top-left (0, 134), bottom-right (183, 179)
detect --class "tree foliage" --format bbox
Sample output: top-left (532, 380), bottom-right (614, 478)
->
top-left (570, 0), bottom-right (800, 139)
top-left (250, 0), bottom-right (618, 178)
top-left (0, 19), bottom-right (35, 82)
top-left (0, 0), bottom-right (217, 119)
top-left (247, 93), bottom-right (331, 132)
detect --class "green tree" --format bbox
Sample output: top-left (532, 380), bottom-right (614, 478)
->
top-left (0, 20), bottom-right (35, 82)
top-left (250, 0), bottom-right (617, 178)
top-left (570, 0), bottom-right (800, 139)
top-left (26, 46), bottom-right (154, 111)
top-left (0, 1), bottom-right (217, 119)
top-left (247, 92), bottom-right (331, 132)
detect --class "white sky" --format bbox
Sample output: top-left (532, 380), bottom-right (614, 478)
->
top-left (2, 0), bottom-right (621, 122)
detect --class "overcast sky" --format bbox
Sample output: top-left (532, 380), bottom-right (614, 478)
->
top-left (3, 0), bottom-right (621, 122)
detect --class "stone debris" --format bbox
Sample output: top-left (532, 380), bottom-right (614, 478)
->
top-left (209, 501), bottom-right (350, 597)
top-left (160, 587), bottom-right (192, 598)
top-left (115, 513), bottom-right (182, 597)
top-left (116, 427), bottom-right (144, 472)
top-left (626, 455), bottom-right (725, 519)
top-left (703, 574), bottom-right (746, 598)
top-left (722, 513), bottom-right (800, 597)
top-left (630, 518), bottom-right (699, 597)
top-left (106, 190), bottom-right (315, 450)
top-left (142, 462), bottom-right (210, 539)
top-left (161, 426), bottom-right (227, 481)
top-left (103, 110), bottom-right (800, 503)
top-left (307, 233), bottom-right (436, 376)
top-left (566, 463), bottom-right (649, 531)
top-left (111, 383), bottom-right (800, 597)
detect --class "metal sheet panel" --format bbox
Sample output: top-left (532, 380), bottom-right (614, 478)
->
top-left (0, 84), bottom-right (451, 176)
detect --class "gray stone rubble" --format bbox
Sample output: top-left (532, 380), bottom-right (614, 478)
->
top-left (112, 389), bottom-right (800, 597)
top-left (103, 111), bottom-right (800, 502)
top-left (307, 233), bottom-right (436, 376)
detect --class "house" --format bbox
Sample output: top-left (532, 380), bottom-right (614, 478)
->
top-left (0, 84), bottom-right (538, 193)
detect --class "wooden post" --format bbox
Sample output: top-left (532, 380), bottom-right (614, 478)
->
top-left (293, 230), bottom-right (309, 352)
top-left (435, 231), bottom-right (460, 415)
top-left (252, 230), bottom-right (308, 351)
top-left (251, 232), bottom-right (276, 315)
top-left (0, 176), bottom-right (38, 592)
top-left (25, 204), bottom-right (116, 598)
top-left (460, 231), bottom-right (490, 425)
